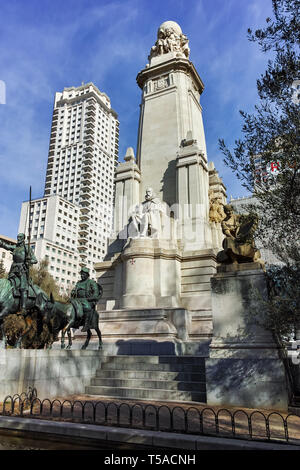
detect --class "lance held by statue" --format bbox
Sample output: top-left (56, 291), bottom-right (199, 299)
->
top-left (0, 233), bottom-right (38, 313)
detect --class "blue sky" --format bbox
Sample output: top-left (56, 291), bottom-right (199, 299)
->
top-left (0, 0), bottom-right (274, 239)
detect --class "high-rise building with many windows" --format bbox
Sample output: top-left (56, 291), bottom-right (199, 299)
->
top-left (19, 82), bottom-right (119, 291)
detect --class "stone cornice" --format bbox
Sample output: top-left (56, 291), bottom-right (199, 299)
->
top-left (136, 57), bottom-right (204, 94)
top-left (144, 85), bottom-right (177, 101)
top-left (95, 246), bottom-right (218, 271)
top-left (121, 247), bottom-right (183, 263)
top-left (115, 174), bottom-right (141, 183)
top-left (115, 162), bottom-right (141, 174)
top-left (114, 161), bottom-right (141, 183)
top-left (176, 147), bottom-right (208, 172)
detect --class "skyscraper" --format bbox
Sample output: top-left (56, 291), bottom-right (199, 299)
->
top-left (19, 82), bottom-right (119, 291)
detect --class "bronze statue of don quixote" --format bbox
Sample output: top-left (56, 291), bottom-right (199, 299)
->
top-left (0, 187), bottom-right (103, 350)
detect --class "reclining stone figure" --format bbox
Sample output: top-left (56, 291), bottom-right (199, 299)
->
top-left (217, 205), bottom-right (264, 266)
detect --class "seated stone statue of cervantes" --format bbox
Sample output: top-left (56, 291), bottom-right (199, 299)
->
top-left (129, 188), bottom-right (167, 238)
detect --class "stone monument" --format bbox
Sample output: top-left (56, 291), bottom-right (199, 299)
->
top-left (94, 21), bottom-right (289, 409)
top-left (95, 21), bottom-right (227, 355)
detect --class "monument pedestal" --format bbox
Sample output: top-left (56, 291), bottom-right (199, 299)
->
top-left (97, 307), bottom-right (192, 356)
top-left (206, 263), bottom-right (289, 411)
top-left (0, 350), bottom-right (101, 399)
top-left (120, 238), bottom-right (181, 309)
top-left (95, 239), bottom-right (219, 355)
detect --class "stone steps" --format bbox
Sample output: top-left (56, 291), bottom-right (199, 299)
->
top-left (90, 377), bottom-right (206, 392)
top-left (100, 355), bottom-right (205, 373)
top-left (95, 369), bottom-right (206, 382)
top-left (100, 362), bottom-right (205, 372)
top-left (100, 355), bottom-right (206, 364)
top-left (85, 355), bottom-right (207, 404)
top-left (85, 385), bottom-right (206, 403)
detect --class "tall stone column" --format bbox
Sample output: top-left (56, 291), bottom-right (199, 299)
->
top-left (114, 147), bottom-right (141, 238)
top-left (176, 133), bottom-right (212, 249)
top-left (136, 31), bottom-right (206, 208)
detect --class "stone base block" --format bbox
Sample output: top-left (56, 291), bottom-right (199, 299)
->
top-left (96, 308), bottom-right (188, 356)
top-left (206, 357), bottom-right (289, 411)
top-left (207, 266), bottom-right (290, 411)
top-left (99, 308), bottom-right (189, 341)
top-left (0, 349), bottom-right (102, 399)
top-left (95, 307), bottom-right (214, 356)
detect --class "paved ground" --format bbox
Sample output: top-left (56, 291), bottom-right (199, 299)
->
top-left (2, 394), bottom-right (299, 445)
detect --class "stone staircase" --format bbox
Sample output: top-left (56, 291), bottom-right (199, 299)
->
top-left (85, 355), bottom-right (207, 403)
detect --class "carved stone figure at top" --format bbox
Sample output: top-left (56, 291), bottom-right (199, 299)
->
top-left (149, 21), bottom-right (190, 59)
top-left (129, 188), bottom-right (166, 238)
top-left (216, 205), bottom-right (264, 266)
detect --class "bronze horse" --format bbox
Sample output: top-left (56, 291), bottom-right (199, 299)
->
top-left (37, 293), bottom-right (103, 350)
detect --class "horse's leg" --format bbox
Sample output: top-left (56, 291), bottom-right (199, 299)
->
top-left (47, 327), bottom-right (58, 350)
top-left (81, 330), bottom-right (92, 350)
top-left (15, 316), bottom-right (32, 349)
top-left (66, 328), bottom-right (72, 350)
top-left (61, 318), bottom-right (75, 350)
top-left (61, 327), bottom-right (66, 349)
top-left (0, 322), bottom-right (7, 349)
top-left (95, 326), bottom-right (103, 350)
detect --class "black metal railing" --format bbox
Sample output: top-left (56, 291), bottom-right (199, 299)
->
top-left (1, 392), bottom-right (300, 446)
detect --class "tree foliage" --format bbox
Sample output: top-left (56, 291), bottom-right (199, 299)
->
top-left (254, 265), bottom-right (300, 342)
top-left (219, 0), bottom-right (300, 340)
top-left (29, 258), bottom-right (67, 302)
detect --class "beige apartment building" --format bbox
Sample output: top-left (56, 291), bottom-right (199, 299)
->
top-left (19, 82), bottom-right (119, 292)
